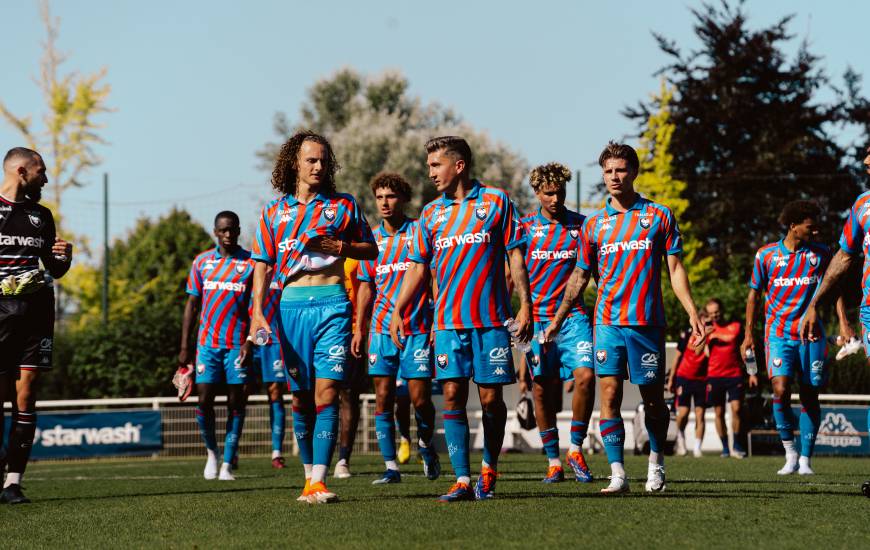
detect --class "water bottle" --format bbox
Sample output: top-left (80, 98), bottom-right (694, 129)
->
top-left (744, 348), bottom-right (758, 376)
top-left (537, 330), bottom-right (563, 345)
top-left (504, 318), bottom-right (531, 354)
top-left (254, 328), bottom-right (271, 346)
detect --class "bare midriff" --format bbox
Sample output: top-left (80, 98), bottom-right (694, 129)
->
top-left (283, 258), bottom-right (345, 287)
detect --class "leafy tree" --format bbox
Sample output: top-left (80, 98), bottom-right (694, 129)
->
top-left (49, 209), bottom-right (212, 398)
top-left (625, 0), bottom-right (868, 276)
top-left (257, 69), bottom-right (531, 220)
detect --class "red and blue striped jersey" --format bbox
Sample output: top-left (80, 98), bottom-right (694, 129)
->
top-left (251, 192), bottom-right (375, 285)
top-left (577, 196), bottom-right (682, 326)
top-left (839, 191), bottom-right (870, 307)
top-left (409, 180), bottom-right (524, 330)
top-left (521, 208), bottom-right (588, 322)
top-left (358, 218), bottom-right (432, 335)
top-left (749, 240), bottom-right (830, 340)
top-left (186, 247), bottom-right (255, 348)
top-left (262, 272), bottom-right (282, 332)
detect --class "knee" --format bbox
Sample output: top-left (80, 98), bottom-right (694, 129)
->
top-left (576, 370), bottom-right (594, 392)
top-left (479, 393), bottom-right (503, 413)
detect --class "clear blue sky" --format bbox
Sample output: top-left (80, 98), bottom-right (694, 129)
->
top-left (1, 0), bottom-right (867, 255)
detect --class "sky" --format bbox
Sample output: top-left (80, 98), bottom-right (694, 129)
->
top-left (1, 0), bottom-right (867, 258)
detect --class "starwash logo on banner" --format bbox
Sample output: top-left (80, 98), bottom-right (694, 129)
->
top-left (35, 423), bottom-right (143, 447)
top-left (817, 412), bottom-right (862, 448)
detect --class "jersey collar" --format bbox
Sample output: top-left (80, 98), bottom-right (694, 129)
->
top-left (604, 194), bottom-right (648, 216)
top-left (535, 206), bottom-right (576, 226)
top-left (377, 217), bottom-right (413, 237)
top-left (284, 191), bottom-right (328, 207)
top-left (213, 245), bottom-right (247, 260)
top-left (778, 238), bottom-right (810, 255)
top-left (439, 179), bottom-right (482, 206)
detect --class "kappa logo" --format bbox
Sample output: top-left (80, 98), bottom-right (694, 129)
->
top-left (493, 367), bottom-right (507, 375)
top-left (489, 347), bottom-right (511, 364)
top-left (413, 348), bottom-right (430, 362)
top-left (436, 354), bottom-right (449, 368)
top-left (369, 353), bottom-right (378, 365)
top-left (534, 230), bottom-right (545, 238)
top-left (569, 229), bottom-right (579, 238)
top-left (598, 224), bottom-right (613, 232)
top-left (817, 412), bottom-right (862, 447)
top-left (322, 207), bottom-right (336, 221)
top-left (644, 370), bottom-right (657, 380)
top-left (475, 206), bottom-right (488, 220)
top-left (330, 365), bottom-right (344, 373)
top-left (596, 350), bottom-right (607, 364)
top-left (434, 214), bottom-right (447, 224)
top-left (28, 213), bottom-right (42, 228)
top-left (773, 357), bottom-right (783, 367)
top-left (279, 207), bottom-right (297, 223)
top-left (417, 365), bottom-right (429, 372)
top-left (640, 353), bottom-right (659, 368)
top-left (776, 260), bottom-right (787, 268)
top-left (203, 262), bottom-right (215, 271)
top-left (639, 217), bottom-right (651, 229)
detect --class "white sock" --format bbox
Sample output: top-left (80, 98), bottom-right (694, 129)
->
top-left (649, 451), bottom-right (664, 466)
top-left (220, 462), bottom-right (231, 472)
top-left (303, 463), bottom-right (313, 479)
top-left (569, 444), bottom-right (581, 454)
top-left (385, 460), bottom-right (399, 471)
top-left (310, 464), bottom-right (327, 484)
top-left (548, 458), bottom-right (562, 467)
top-left (4, 472), bottom-right (21, 488)
top-left (782, 440), bottom-right (797, 457)
top-left (336, 458), bottom-right (347, 467)
top-left (799, 456), bottom-right (811, 467)
top-left (610, 462), bottom-right (626, 478)
top-left (271, 450), bottom-right (282, 460)
top-left (694, 440), bottom-right (702, 452)
top-left (457, 475), bottom-right (471, 485)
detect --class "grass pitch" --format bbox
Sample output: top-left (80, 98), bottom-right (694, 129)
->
top-left (1, 452), bottom-right (869, 549)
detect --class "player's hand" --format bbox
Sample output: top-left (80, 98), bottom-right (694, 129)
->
top-left (666, 378), bottom-right (675, 394)
top-left (800, 305), bottom-right (819, 343)
top-left (52, 238), bottom-right (73, 261)
top-left (518, 379), bottom-right (529, 393)
top-left (689, 313), bottom-right (706, 353)
top-left (513, 303), bottom-right (532, 343)
top-left (239, 340), bottom-right (254, 366)
top-left (748, 375), bottom-right (759, 389)
top-left (307, 235), bottom-right (344, 256)
top-left (248, 312), bottom-right (271, 343)
top-left (740, 333), bottom-right (755, 361)
top-left (541, 320), bottom-right (562, 353)
top-left (389, 315), bottom-right (406, 350)
top-left (351, 329), bottom-right (366, 358)
top-left (426, 328), bottom-right (435, 348)
top-left (178, 346), bottom-right (193, 367)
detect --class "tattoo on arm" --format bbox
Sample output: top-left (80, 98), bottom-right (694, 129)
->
top-left (814, 250), bottom-right (853, 306)
top-left (509, 248), bottom-right (532, 306)
top-left (553, 265), bottom-right (590, 324)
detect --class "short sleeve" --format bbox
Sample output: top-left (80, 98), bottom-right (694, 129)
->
top-left (662, 208), bottom-right (683, 256)
top-left (357, 258), bottom-right (376, 283)
top-left (748, 250), bottom-right (766, 290)
top-left (409, 212), bottom-right (433, 265)
top-left (575, 217), bottom-right (595, 271)
top-left (502, 198), bottom-right (524, 251)
top-left (252, 204), bottom-right (276, 264)
top-left (186, 259), bottom-right (203, 297)
top-left (839, 198), bottom-right (865, 255)
top-left (348, 200), bottom-right (376, 245)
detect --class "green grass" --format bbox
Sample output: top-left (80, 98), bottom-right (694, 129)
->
top-left (2, 453), bottom-right (870, 549)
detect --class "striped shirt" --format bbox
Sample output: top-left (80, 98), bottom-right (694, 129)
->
top-left (186, 247), bottom-right (255, 348)
top-left (358, 218), bottom-right (431, 335)
top-left (409, 180), bottom-right (524, 330)
top-left (577, 195), bottom-right (682, 326)
top-left (749, 240), bottom-right (830, 340)
top-left (839, 191), bottom-right (870, 308)
top-left (521, 208), bottom-right (588, 322)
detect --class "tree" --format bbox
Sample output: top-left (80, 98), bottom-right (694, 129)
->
top-left (0, 0), bottom-right (112, 215)
top-left (625, 1), bottom-right (867, 276)
top-left (49, 209), bottom-right (212, 398)
top-left (257, 69), bottom-right (531, 220)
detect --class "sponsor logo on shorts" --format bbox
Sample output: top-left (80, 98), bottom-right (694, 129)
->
top-left (773, 358), bottom-right (782, 367)
top-left (327, 345), bottom-right (345, 363)
top-left (294, 430), bottom-right (308, 440)
top-left (529, 354), bottom-right (539, 366)
top-left (286, 364), bottom-right (299, 378)
top-left (413, 348), bottom-right (430, 363)
top-left (576, 341), bottom-right (593, 354)
top-left (489, 347), bottom-right (511, 364)
top-left (40, 338), bottom-right (53, 351)
top-left (316, 430), bottom-right (335, 440)
top-left (330, 365), bottom-right (344, 373)
top-left (493, 367), bottom-right (507, 375)
top-left (596, 350), bottom-right (607, 364)
top-left (810, 360), bottom-right (823, 371)
top-left (272, 359), bottom-right (284, 371)
top-left (369, 353), bottom-right (378, 365)
top-left (323, 207), bottom-right (336, 221)
top-left (234, 356), bottom-right (243, 370)
top-left (436, 354), bottom-right (449, 369)
top-left (641, 353), bottom-right (659, 369)
top-left (196, 364), bottom-right (205, 374)
top-left (417, 365), bottom-right (429, 372)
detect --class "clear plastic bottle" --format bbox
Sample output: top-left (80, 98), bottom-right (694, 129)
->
top-left (504, 318), bottom-right (531, 353)
top-left (254, 328), bottom-right (271, 346)
top-left (744, 348), bottom-right (758, 376)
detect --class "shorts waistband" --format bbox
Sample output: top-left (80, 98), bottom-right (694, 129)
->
top-left (281, 284), bottom-right (345, 302)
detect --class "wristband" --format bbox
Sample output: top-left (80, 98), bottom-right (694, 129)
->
top-left (245, 335), bottom-right (255, 343)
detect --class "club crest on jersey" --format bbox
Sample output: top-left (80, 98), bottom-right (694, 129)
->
top-left (436, 354), bottom-right (449, 368)
top-left (322, 207), bottom-right (336, 221)
top-left (368, 353), bottom-right (377, 365)
top-left (28, 213), bottom-right (42, 228)
top-left (235, 263), bottom-right (247, 274)
top-left (475, 206), bottom-right (488, 220)
top-left (807, 253), bottom-right (818, 267)
top-left (569, 229), bottom-right (579, 238)
top-left (639, 217), bottom-right (651, 229)
top-left (596, 350), bottom-right (607, 364)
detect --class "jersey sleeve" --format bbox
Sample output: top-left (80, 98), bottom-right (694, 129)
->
top-left (252, 204), bottom-right (276, 264)
top-left (662, 207), bottom-right (683, 256)
top-left (347, 199), bottom-right (376, 245)
top-left (408, 212), bottom-right (433, 265)
top-left (357, 257), bottom-right (376, 283)
top-left (186, 259), bottom-right (203, 297)
top-left (748, 250), bottom-right (766, 290)
top-left (576, 217), bottom-right (595, 271)
top-left (839, 199), bottom-right (864, 255)
top-left (39, 210), bottom-right (71, 278)
top-left (502, 198), bottom-right (524, 251)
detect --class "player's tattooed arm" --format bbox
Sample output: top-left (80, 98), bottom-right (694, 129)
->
top-left (801, 249), bottom-right (854, 342)
top-left (389, 262), bottom-right (426, 350)
top-left (179, 294), bottom-right (201, 366)
top-left (508, 247), bottom-right (533, 342)
top-left (835, 294), bottom-right (856, 341)
top-left (543, 264), bottom-right (591, 343)
top-left (248, 262), bottom-right (271, 342)
top-left (351, 281), bottom-right (375, 358)
top-left (667, 255), bottom-right (705, 347)
top-left (741, 288), bottom-right (760, 360)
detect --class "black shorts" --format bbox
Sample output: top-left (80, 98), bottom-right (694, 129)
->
top-left (674, 377), bottom-right (706, 409)
top-left (0, 287), bottom-right (54, 375)
top-left (705, 376), bottom-right (744, 407)
top-left (342, 353), bottom-right (371, 394)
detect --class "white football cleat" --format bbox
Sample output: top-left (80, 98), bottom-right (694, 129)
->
top-left (777, 454), bottom-right (799, 475)
top-left (333, 461), bottom-right (352, 479)
top-left (645, 463), bottom-right (667, 492)
top-left (204, 457), bottom-right (218, 480)
top-left (600, 475), bottom-right (630, 494)
top-left (798, 456), bottom-right (815, 475)
top-left (693, 448), bottom-right (703, 458)
top-left (218, 463), bottom-right (235, 481)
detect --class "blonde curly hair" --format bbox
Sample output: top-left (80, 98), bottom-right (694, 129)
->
top-left (529, 162), bottom-right (572, 192)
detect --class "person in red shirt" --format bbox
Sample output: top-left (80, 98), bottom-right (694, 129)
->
top-left (705, 298), bottom-right (757, 458)
top-left (667, 313), bottom-right (711, 458)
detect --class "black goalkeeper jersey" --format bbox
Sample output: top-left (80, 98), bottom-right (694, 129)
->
top-left (0, 194), bottom-right (70, 280)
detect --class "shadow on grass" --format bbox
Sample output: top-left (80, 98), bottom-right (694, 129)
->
top-left (35, 485), bottom-right (289, 503)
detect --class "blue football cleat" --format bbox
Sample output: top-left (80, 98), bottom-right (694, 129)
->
top-left (566, 450), bottom-right (593, 483)
top-left (421, 448), bottom-right (441, 481)
top-left (438, 482), bottom-right (474, 503)
top-left (474, 467), bottom-right (498, 500)
top-left (371, 469), bottom-right (402, 485)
